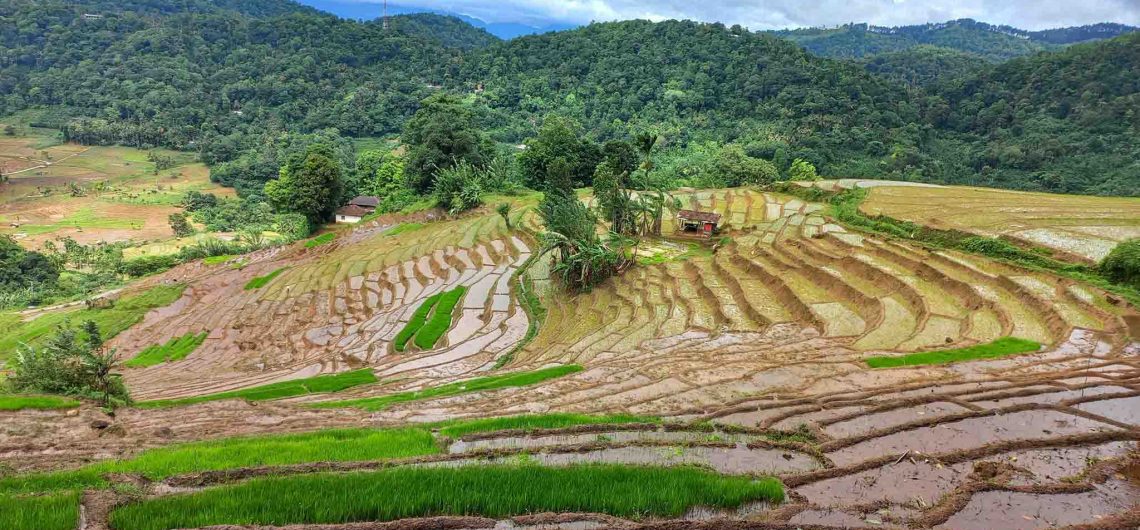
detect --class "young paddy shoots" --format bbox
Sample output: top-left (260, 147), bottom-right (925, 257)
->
top-left (136, 368), bottom-right (378, 408)
top-left (124, 331), bottom-right (207, 368)
top-left (865, 337), bottom-right (1042, 368)
top-left (310, 365), bottom-right (583, 411)
top-left (108, 465), bottom-right (785, 530)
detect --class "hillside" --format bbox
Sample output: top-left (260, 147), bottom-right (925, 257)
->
top-left (774, 18), bottom-right (1138, 61)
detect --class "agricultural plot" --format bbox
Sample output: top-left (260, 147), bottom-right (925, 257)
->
top-left (861, 183), bottom-right (1140, 262)
top-left (108, 209), bottom-right (537, 403)
top-left (0, 136), bottom-right (233, 249)
top-left (3, 185), bottom-right (1138, 530)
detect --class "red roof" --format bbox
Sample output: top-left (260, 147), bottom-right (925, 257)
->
top-left (676, 210), bottom-right (722, 223)
top-left (336, 205), bottom-right (371, 217)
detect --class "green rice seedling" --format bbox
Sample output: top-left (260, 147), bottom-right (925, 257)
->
top-left (865, 337), bottom-right (1042, 368)
top-left (412, 286), bottom-right (467, 350)
top-left (125, 331), bottom-right (207, 368)
top-left (243, 267), bottom-right (288, 290)
top-left (431, 413), bottom-right (658, 438)
top-left (303, 233), bottom-right (336, 248)
top-left (0, 428), bottom-right (439, 496)
top-left (385, 223), bottom-right (425, 237)
top-left (0, 491), bottom-right (80, 530)
top-left (136, 369), bottom-right (377, 408)
top-left (108, 465), bottom-right (785, 530)
top-left (310, 365), bottom-right (583, 411)
top-left (0, 394), bottom-right (81, 411)
top-left (201, 254), bottom-right (236, 266)
top-left (392, 293), bottom-right (441, 352)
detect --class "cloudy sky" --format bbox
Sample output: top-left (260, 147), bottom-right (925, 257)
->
top-left (367, 0), bottom-right (1140, 30)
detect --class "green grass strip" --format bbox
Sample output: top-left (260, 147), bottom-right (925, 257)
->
top-left (304, 233), bottom-right (336, 248)
top-left (431, 413), bottom-right (659, 438)
top-left (124, 331), bottom-right (208, 368)
top-left (0, 427), bottom-right (439, 496)
top-left (136, 369), bottom-right (378, 408)
top-left (310, 364), bottom-right (583, 412)
top-left (0, 395), bottom-right (81, 411)
top-left (866, 337), bottom-right (1042, 368)
top-left (201, 254), bottom-right (236, 266)
top-left (109, 465), bottom-right (783, 530)
top-left (392, 293), bottom-right (442, 352)
top-left (385, 222), bottom-right (424, 236)
top-left (412, 286), bottom-right (467, 350)
top-left (0, 491), bottom-right (80, 530)
top-left (243, 267), bottom-right (287, 290)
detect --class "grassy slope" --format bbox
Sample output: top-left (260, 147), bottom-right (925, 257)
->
top-left (866, 337), bottom-right (1042, 368)
top-left (136, 369), bottom-right (378, 408)
top-left (0, 284), bottom-right (185, 359)
top-left (311, 365), bottom-right (584, 411)
top-left (109, 466), bottom-right (784, 530)
top-left (124, 331), bottom-right (207, 368)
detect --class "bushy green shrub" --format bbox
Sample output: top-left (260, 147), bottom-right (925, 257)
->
top-left (6, 320), bottom-right (130, 406)
top-left (1101, 239), bottom-right (1140, 288)
top-left (120, 255), bottom-right (180, 277)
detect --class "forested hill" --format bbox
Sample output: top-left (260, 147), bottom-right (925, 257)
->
top-left (931, 32), bottom-right (1140, 196)
top-left (774, 19), bottom-right (1138, 62)
top-left (0, 0), bottom-right (496, 147)
top-left (1, 1), bottom-right (1138, 196)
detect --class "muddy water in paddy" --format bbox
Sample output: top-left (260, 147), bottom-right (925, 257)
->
top-left (448, 430), bottom-right (758, 454)
top-left (828, 410), bottom-right (1121, 467)
top-left (935, 480), bottom-right (1139, 530)
top-left (822, 401), bottom-right (971, 438)
top-left (1075, 395), bottom-right (1140, 426)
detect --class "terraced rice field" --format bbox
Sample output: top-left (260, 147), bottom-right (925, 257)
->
top-left (0, 136), bottom-right (233, 249)
top-left (860, 182), bottom-right (1140, 262)
top-left (3, 186), bottom-right (1138, 530)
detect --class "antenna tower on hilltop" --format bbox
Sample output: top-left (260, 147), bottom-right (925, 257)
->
top-left (382, 0), bottom-right (389, 30)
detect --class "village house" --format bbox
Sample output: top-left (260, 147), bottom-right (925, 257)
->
top-left (335, 196), bottom-right (380, 224)
top-left (675, 210), bottom-right (721, 238)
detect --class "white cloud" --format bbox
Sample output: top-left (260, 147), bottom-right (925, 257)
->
top-left (371, 0), bottom-right (1140, 30)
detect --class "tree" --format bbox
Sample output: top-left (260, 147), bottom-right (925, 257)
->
top-left (518, 116), bottom-right (601, 190)
top-left (432, 162), bottom-right (483, 215)
top-left (497, 203), bottom-right (512, 229)
top-left (264, 144), bottom-right (344, 224)
top-left (788, 158), bottom-right (820, 181)
top-left (0, 235), bottom-right (60, 292)
top-left (402, 93), bottom-right (491, 193)
top-left (1101, 239), bottom-right (1140, 288)
top-left (7, 320), bottom-right (130, 406)
top-left (168, 212), bottom-right (194, 238)
top-left (713, 145), bottom-right (780, 187)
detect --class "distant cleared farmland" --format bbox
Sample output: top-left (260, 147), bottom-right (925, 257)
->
top-left (861, 184), bottom-right (1140, 262)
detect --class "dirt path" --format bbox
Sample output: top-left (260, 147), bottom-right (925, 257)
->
top-left (4, 147), bottom-right (92, 176)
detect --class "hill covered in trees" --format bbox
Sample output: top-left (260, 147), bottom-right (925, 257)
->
top-left (2, 0), bottom-right (1138, 196)
top-left (773, 19), bottom-right (1137, 62)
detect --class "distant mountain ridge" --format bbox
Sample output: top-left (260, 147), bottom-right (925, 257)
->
top-left (774, 18), bottom-right (1138, 61)
top-left (295, 0), bottom-right (576, 39)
